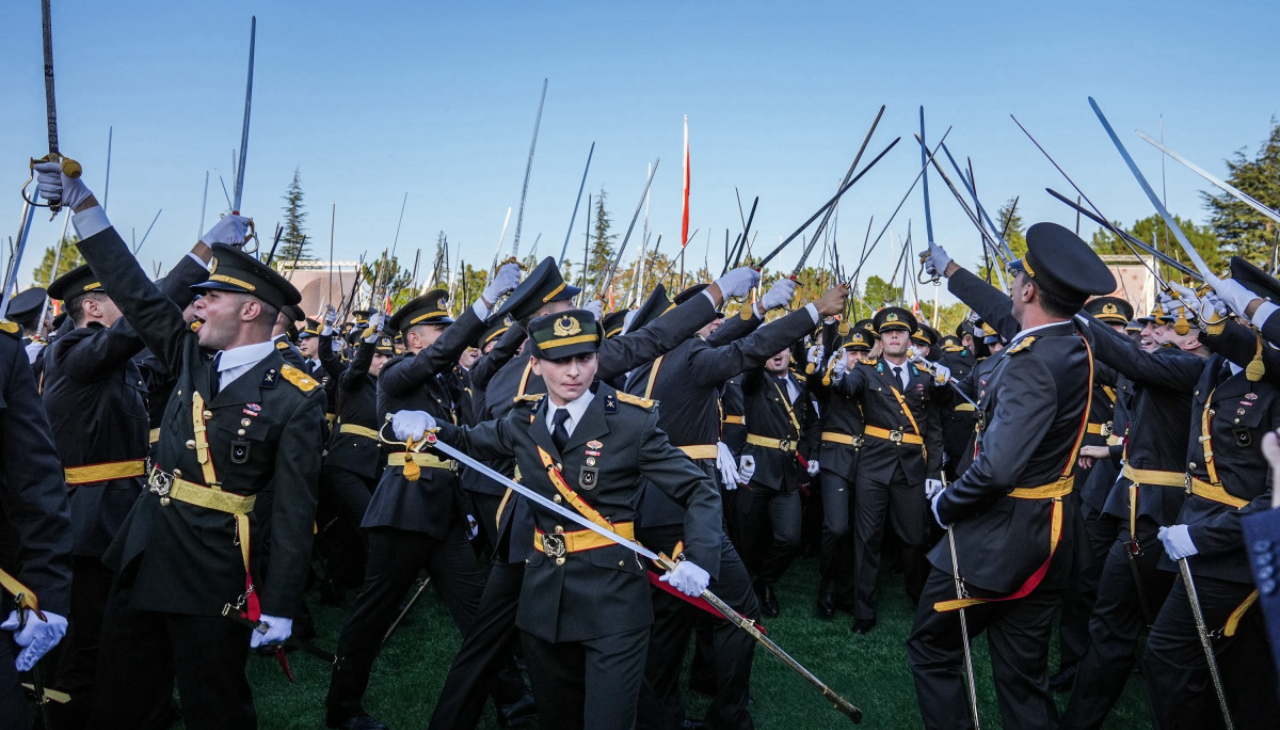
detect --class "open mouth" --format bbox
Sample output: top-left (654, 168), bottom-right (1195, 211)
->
top-left (189, 316), bottom-right (206, 332)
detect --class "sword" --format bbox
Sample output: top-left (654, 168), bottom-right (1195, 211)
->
top-left (417, 430), bottom-right (864, 724)
top-left (232, 17), bottom-right (256, 214)
top-left (1, 201), bottom-right (38, 319)
top-left (1090, 98), bottom-right (1215, 280)
top-left (919, 107), bottom-right (938, 286)
top-left (559, 141), bottom-right (595, 267)
top-left (511, 78), bottom-right (548, 260)
top-left (1045, 188), bottom-right (1200, 280)
top-left (1178, 558), bottom-right (1234, 730)
top-left (598, 159), bottom-right (660, 297)
top-left (942, 477), bottom-right (981, 730)
top-left (1124, 527), bottom-right (1156, 627)
top-left (1137, 131), bottom-right (1280, 227)
top-left (26, 0), bottom-right (82, 218)
top-left (382, 576), bottom-right (432, 645)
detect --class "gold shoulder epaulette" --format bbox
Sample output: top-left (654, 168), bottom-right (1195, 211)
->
top-left (1007, 336), bottom-right (1036, 356)
top-left (279, 364), bottom-right (321, 393)
top-left (275, 340), bottom-right (290, 350)
top-left (514, 393), bottom-right (545, 404)
top-left (615, 391), bottom-right (656, 410)
top-left (860, 357), bottom-right (878, 366)
top-left (0, 319), bottom-right (19, 338)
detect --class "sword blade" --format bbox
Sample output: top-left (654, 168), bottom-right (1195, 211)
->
top-left (1045, 188), bottom-right (1200, 280)
top-left (1179, 558), bottom-right (1235, 730)
top-left (920, 107), bottom-right (934, 245)
top-left (425, 435), bottom-right (663, 563)
top-left (560, 141), bottom-right (595, 266)
top-left (1137, 131), bottom-right (1280, 227)
top-left (233, 16), bottom-right (256, 213)
top-left (512, 78), bottom-right (548, 260)
top-left (1090, 98), bottom-right (1213, 278)
top-left (599, 159), bottom-right (660, 296)
top-left (41, 0), bottom-right (58, 156)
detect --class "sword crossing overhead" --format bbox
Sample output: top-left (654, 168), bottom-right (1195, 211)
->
top-left (411, 429), bottom-right (865, 724)
top-left (232, 16), bottom-right (256, 215)
top-left (25, 0), bottom-right (82, 217)
top-left (1137, 131), bottom-right (1280, 227)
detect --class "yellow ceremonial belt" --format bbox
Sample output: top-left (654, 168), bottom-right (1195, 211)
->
top-left (677, 444), bottom-right (718, 460)
top-left (339, 423), bottom-right (380, 439)
top-left (953, 403), bottom-right (976, 412)
top-left (745, 433), bottom-right (797, 453)
top-left (535, 522), bottom-right (636, 554)
top-left (862, 425), bottom-right (924, 446)
top-left (64, 459), bottom-right (147, 485)
top-left (1007, 475), bottom-right (1075, 499)
top-left (1224, 590), bottom-right (1260, 637)
top-left (149, 469), bottom-right (257, 573)
top-left (1086, 421), bottom-right (1114, 437)
top-left (721, 415), bottom-right (745, 426)
top-left (820, 431), bottom-right (863, 447)
top-left (1186, 476), bottom-right (1249, 509)
top-left (387, 452), bottom-right (457, 471)
top-left (1121, 464), bottom-right (1185, 488)
top-left (148, 428), bottom-right (161, 445)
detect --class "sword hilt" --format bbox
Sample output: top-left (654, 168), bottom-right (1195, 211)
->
top-left (23, 153), bottom-right (82, 216)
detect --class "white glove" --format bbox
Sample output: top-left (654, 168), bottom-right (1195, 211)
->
top-left (2, 609), bottom-right (68, 671)
top-left (32, 159), bottom-right (93, 212)
top-left (1158, 524), bottom-right (1198, 560)
top-left (911, 351), bottom-right (950, 383)
top-left (481, 262), bottom-right (522, 305)
top-left (715, 442), bottom-right (740, 490)
top-left (925, 479), bottom-right (945, 500)
top-left (24, 341), bottom-right (44, 364)
top-left (930, 490), bottom-right (947, 528)
top-left (1208, 275), bottom-right (1262, 318)
top-left (321, 306), bottom-right (337, 336)
top-left (806, 344), bottom-right (824, 365)
top-left (392, 410), bottom-right (436, 441)
top-left (585, 300), bottom-right (604, 319)
top-left (924, 240), bottom-right (952, 278)
top-left (715, 267), bottom-right (762, 300)
top-left (737, 454), bottom-right (756, 485)
top-left (829, 351), bottom-right (848, 380)
top-left (806, 459), bottom-right (820, 477)
top-left (622, 309), bottom-right (638, 334)
top-left (660, 559), bottom-right (711, 597)
top-left (760, 277), bottom-right (797, 311)
top-left (249, 614), bottom-right (293, 649)
top-left (201, 214), bottom-right (251, 246)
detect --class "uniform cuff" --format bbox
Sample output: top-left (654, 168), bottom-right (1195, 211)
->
top-left (71, 206), bottom-right (111, 240)
top-left (1251, 301), bottom-right (1279, 330)
top-left (804, 302), bottom-right (819, 324)
top-left (471, 299), bottom-right (491, 320)
top-left (186, 252), bottom-right (208, 269)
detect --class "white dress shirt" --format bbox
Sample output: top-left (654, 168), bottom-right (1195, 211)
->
top-left (545, 389), bottom-right (596, 439)
top-left (216, 340), bottom-right (277, 391)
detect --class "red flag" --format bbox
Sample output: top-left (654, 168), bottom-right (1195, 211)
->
top-left (681, 115), bottom-right (690, 248)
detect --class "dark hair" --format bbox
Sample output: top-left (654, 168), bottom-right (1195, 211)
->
top-left (1034, 282), bottom-right (1086, 319)
top-left (67, 291), bottom-right (111, 327)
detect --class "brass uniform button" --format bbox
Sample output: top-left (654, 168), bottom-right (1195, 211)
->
top-left (160, 497), bottom-right (171, 507)
top-left (555, 557), bottom-right (566, 566)
top-left (173, 469), bottom-right (182, 478)
top-left (203, 410), bottom-right (213, 421)
top-left (553, 495), bottom-right (562, 504)
top-left (554, 526), bottom-right (564, 535)
top-left (186, 440), bottom-right (196, 450)
top-left (237, 429), bottom-right (246, 436)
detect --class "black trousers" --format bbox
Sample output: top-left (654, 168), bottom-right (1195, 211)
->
top-left (637, 525), bottom-right (757, 730)
top-left (318, 467), bottom-right (375, 591)
top-left (427, 558), bottom-right (528, 730)
top-left (1, 638), bottom-right (30, 730)
top-left (818, 472), bottom-right (856, 598)
top-left (734, 483), bottom-right (800, 588)
top-left (907, 555), bottom-right (1068, 730)
top-left (1060, 518), bottom-right (1172, 730)
top-left (88, 573), bottom-right (255, 730)
top-left (325, 525), bottom-right (485, 721)
top-left (1142, 571), bottom-right (1279, 730)
top-left (45, 556), bottom-right (113, 730)
top-left (468, 490), bottom-right (505, 554)
top-left (522, 626), bottom-right (650, 730)
top-left (853, 464), bottom-right (929, 621)
top-left (1057, 494), bottom-right (1116, 672)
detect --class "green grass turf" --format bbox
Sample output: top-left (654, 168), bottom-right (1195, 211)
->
top-left (239, 553), bottom-right (1153, 729)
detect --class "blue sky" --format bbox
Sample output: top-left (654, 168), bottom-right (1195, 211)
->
top-left (2, 1), bottom-right (1275, 304)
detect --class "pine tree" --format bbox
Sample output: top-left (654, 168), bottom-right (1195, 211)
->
top-left (278, 169), bottom-right (310, 266)
top-left (32, 236), bottom-right (85, 287)
top-left (587, 188), bottom-right (617, 295)
top-left (1090, 213), bottom-right (1221, 274)
top-left (1204, 119), bottom-right (1280, 267)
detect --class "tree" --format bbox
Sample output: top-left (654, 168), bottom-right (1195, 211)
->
top-left (586, 188), bottom-right (617, 295)
top-left (861, 275), bottom-right (901, 309)
top-left (278, 168), bottom-right (310, 265)
top-left (1203, 119), bottom-right (1280, 268)
top-left (1090, 213), bottom-right (1221, 276)
top-left (32, 236), bottom-right (85, 287)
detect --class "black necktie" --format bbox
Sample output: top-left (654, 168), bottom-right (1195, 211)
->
top-left (893, 366), bottom-right (904, 390)
top-left (210, 352), bottom-right (223, 398)
top-left (551, 409), bottom-right (571, 453)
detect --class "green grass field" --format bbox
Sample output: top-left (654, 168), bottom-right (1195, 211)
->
top-left (243, 553), bottom-right (1152, 729)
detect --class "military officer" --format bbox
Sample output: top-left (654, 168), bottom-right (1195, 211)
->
top-left (393, 308), bottom-right (722, 730)
top-left (828, 306), bottom-right (946, 633)
top-left (323, 272), bottom-right (520, 730)
top-left (39, 247), bottom-right (208, 727)
top-left (0, 316), bottom-right (72, 730)
top-left (911, 223), bottom-right (1117, 730)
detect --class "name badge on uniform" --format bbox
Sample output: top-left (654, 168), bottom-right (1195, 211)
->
top-left (231, 439), bottom-right (251, 464)
top-left (579, 464), bottom-right (598, 491)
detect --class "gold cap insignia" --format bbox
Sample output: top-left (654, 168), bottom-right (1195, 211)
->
top-left (553, 316), bottom-right (582, 337)
top-left (1103, 303), bottom-right (1118, 315)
